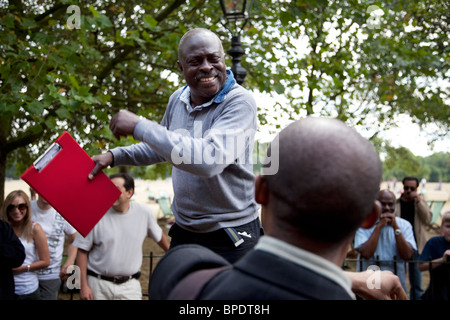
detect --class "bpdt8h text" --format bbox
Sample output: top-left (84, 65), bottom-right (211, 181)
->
top-left (223, 304), bottom-right (270, 315)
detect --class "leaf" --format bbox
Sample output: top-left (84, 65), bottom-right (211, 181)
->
top-left (21, 18), bottom-right (37, 28)
top-left (55, 107), bottom-right (71, 118)
top-left (143, 15), bottom-right (158, 29)
top-left (68, 75), bottom-right (80, 90)
top-left (45, 117), bottom-right (57, 130)
top-left (88, 5), bottom-right (113, 28)
top-left (98, 14), bottom-right (113, 28)
top-left (26, 100), bottom-right (45, 115)
top-left (274, 82), bottom-right (285, 94)
top-left (88, 5), bottom-right (100, 18)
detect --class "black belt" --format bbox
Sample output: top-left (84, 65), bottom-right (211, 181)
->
top-left (87, 269), bottom-right (141, 284)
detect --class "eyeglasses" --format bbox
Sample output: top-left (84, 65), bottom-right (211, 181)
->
top-left (7, 203), bottom-right (28, 213)
top-left (404, 186), bottom-right (416, 191)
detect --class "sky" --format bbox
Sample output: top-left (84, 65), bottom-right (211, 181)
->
top-left (253, 91), bottom-right (449, 158)
top-left (376, 115), bottom-right (449, 157)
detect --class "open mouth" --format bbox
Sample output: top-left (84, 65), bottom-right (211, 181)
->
top-left (198, 76), bottom-right (217, 83)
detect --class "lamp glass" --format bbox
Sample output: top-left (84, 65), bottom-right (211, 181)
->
top-left (220, 0), bottom-right (247, 21)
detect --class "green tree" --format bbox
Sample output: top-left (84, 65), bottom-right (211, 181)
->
top-left (376, 137), bottom-right (423, 180)
top-left (0, 0), bottom-right (218, 205)
top-left (250, 1), bottom-right (448, 128)
top-left (423, 152), bottom-right (450, 182)
top-left (377, 136), bottom-right (450, 182)
top-left (1, 0), bottom-right (449, 209)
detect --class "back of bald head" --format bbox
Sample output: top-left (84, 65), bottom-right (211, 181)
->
top-left (263, 117), bottom-right (382, 243)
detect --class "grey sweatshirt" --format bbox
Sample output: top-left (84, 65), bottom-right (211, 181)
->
top-left (110, 71), bottom-right (260, 232)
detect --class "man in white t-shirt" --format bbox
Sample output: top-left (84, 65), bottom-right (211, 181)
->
top-left (74, 173), bottom-right (170, 300)
top-left (31, 195), bottom-right (78, 300)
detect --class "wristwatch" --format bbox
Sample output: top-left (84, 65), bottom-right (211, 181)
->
top-left (394, 229), bottom-right (402, 236)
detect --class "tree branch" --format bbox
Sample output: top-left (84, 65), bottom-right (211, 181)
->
top-left (4, 127), bottom-right (45, 154)
top-left (155, 0), bottom-right (186, 22)
top-left (90, 0), bottom-right (186, 95)
top-left (34, 3), bottom-right (68, 23)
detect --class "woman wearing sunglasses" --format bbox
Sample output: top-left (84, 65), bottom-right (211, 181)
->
top-left (1, 190), bottom-right (49, 300)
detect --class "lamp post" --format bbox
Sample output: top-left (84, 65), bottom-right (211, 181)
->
top-left (220, 0), bottom-right (254, 85)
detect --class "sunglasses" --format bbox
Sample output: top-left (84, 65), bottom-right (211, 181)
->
top-left (404, 186), bottom-right (416, 191)
top-left (7, 203), bottom-right (28, 213)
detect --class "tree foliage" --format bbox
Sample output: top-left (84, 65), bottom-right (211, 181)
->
top-left (247, 0), bottom-right (449, 135)
top-left (1, 0), bottom-right (225, 204)
top-left (382, 150), bottom-right (450, 183)
top-left (1, 0), bottom-right (449, 206)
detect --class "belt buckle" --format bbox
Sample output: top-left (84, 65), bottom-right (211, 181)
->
top-left (113, 276), bottom-right (128, 284)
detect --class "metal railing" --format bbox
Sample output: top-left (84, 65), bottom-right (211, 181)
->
top-left (344, 256), bottom-right (450, 300)
top-left (62, 252), bottom-right (450, 300)
top-left (144, 253), bottom-right (450, 299)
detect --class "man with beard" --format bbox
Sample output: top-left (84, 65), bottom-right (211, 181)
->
top-left (88, 28), bottom-right (261, 263)
top-left (355, 190), bottom-right (417, 293)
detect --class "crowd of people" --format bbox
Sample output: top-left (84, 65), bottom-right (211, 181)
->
top-left (354, 181), bottom-right (450, 300)
top-left (1, 28), bottom-right (449, 301)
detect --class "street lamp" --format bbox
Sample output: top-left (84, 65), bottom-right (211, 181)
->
top-left (220, 0), bottom-right (255, 85)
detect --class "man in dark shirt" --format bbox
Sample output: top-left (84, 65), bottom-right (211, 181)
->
top-left (0, 219), bottom-right (25, 300)
top-left (418, 212), bottom-right (450, 299)
top-left (395, 176), bottom-right (432, 299)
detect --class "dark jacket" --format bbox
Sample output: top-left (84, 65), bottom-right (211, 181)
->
top-left (148, 244), bottom-right (353, 300)
top-left (0, 220), bottom-right (25, 300)
top-left (395, 196), bottom-right (432, 253)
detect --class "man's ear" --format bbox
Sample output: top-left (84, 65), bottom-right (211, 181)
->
top-left (126, 188), bottom-right (134, 200)
top-left (360, 200), bottom-right (381, 229)
top-left (254, 175), bottom-right (269, 205)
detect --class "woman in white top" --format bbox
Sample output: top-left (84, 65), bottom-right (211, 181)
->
top-left (1, 190), bottom-right (49, 300)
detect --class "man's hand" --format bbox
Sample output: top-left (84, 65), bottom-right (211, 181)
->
top-left (402, 189), bottom-right (419, 202)
top-left (376, 215), bottom-right (388, 230)
top-left (347, 270), bottom-right (408, 300)
top-left (109, 110), bottom-right (140, 140)
top-left (443, 250), bottom-right (450, 262)
top-left (88, 152), bottom-right (114, 180)
top-left (411, 190), bottom-right (419, 200)
top-left (380, 212), bottom-right (396, 227)
top-left (80, 284), bottom-right (94, 300)
top-left (59, 263), bottom-right (70, 281)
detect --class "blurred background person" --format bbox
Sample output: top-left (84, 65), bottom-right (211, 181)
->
top-left (31, 194), bottom-right (77, 300)
top-left (2, 190), bottom-right (49, 300)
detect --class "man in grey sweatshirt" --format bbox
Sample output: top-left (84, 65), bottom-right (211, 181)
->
top-left (88, 28), bottom-right (263, 263)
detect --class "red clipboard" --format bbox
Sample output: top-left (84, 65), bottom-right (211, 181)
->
top-left (21, 131), bottom-right (121, 237)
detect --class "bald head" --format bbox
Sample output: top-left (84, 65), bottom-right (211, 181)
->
top-left (177, 28), bottom-right (224, 61)
top-left (378, 189), bottom-right (396, 214)
top-left (263, 117), bottom-right (382, 243)
top-left (379, 189), bottom-right (395, 201)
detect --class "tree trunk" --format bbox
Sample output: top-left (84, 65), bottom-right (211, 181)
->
top-left (0, 152), bottom-right (6, 210)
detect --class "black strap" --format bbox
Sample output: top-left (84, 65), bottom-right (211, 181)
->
top-left (168, 265), bottom-right (231, 300)
top-left (87, 269), bottom-right (140, 284)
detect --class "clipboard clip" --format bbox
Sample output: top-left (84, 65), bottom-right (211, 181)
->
top-left (33, 142), bottom-right (62, 171)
